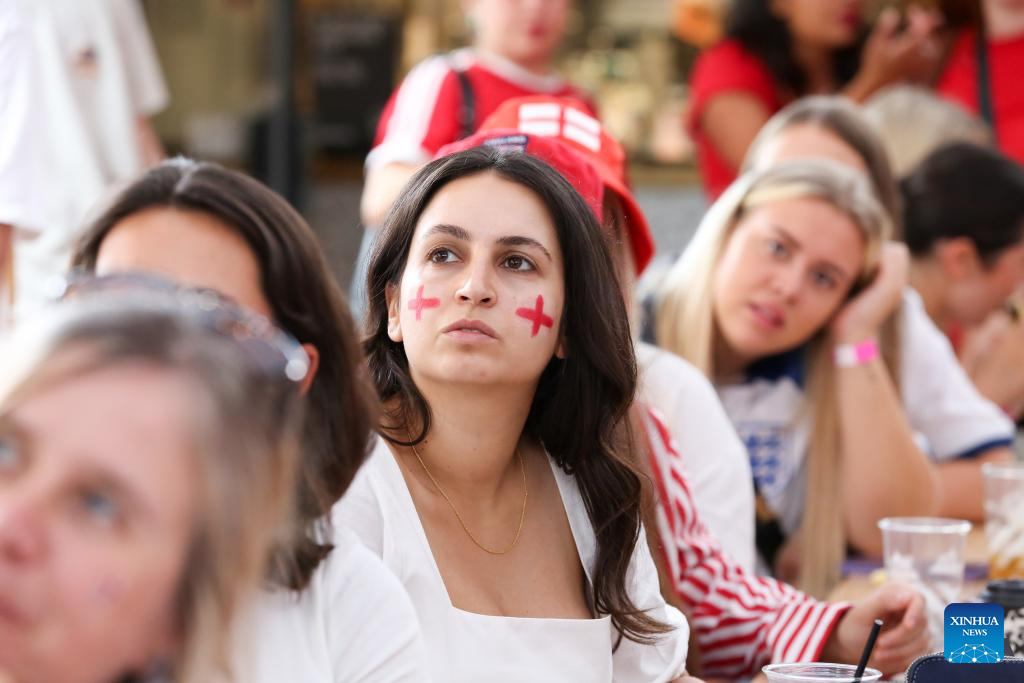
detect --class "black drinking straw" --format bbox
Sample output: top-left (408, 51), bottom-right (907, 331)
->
top-left (854, 619), bottom-right (884, 681)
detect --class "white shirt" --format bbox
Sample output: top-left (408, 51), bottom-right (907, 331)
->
top-left (0, 0), bottom-right (46, 235)
top-left (717, 289), bottom-right (1015, 538)
top-left (334, 438), bottom-right (690, 683)
top-left (232, 526), bottom-right (430, 683)
top-left (637, 341), bottom-right (756, 572)
top-left (15, 0), bottom-right (169, 312)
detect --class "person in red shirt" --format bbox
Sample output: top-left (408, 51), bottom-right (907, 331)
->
top-left (688, 0), bottom-right (942, 199)
top-left (359, 0), bottom-right (590, 228)
top-left (937, 0), bottom-right (1024, 164)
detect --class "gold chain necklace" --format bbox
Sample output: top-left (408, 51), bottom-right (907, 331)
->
top-left (410, 443), bottom-right (528, 555)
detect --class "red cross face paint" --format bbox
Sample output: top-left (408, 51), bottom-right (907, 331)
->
top-left (516, 295), bottom-right (554, 337)
top-left (408, 285), bottom-right (440, 321)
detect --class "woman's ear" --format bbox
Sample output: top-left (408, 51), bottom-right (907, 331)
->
top-left (555, 337), bottom-right (568, 359)
top-left (386, 283), bottom-right (403, 342)
top-left (299, 344), bottom-right (320, 396)
top-left (936, 237), bottom-right (982, 281)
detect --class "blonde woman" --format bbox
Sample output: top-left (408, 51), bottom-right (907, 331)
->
top-left (653, 161), bottom-right (938, 597)
top-left (742, 99), bottom-right (1016, 526)
top-left (0, 288), bottom-right (303, 683)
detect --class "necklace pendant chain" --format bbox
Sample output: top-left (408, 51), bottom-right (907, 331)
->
top-left (411, 443), bottom-right (528, 555)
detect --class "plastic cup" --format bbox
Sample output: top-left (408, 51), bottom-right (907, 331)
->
top-left (878, 517), bottom-right (971, 650)
top-left (983, 462), bottom-right (1024, 580)
top-left (762, 663), bottom-right (882, 682)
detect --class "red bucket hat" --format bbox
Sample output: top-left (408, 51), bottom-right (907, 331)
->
top-left (478, 96), bottom-right (656, 274)
top-left (436, 130), bottom-right (605, 223)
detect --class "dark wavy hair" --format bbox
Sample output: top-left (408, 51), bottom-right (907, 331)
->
top-left (726, 0), bottom-right (865, 96)
top-left (72, 159), bottom-right (376, 591)
top-left (902, 142), bottom-right (1024, 265)
top-left (364, 147), bottom-right (668, 643)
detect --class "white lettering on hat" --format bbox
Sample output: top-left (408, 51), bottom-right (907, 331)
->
top-left (516, 103), bottom-right (602, 153)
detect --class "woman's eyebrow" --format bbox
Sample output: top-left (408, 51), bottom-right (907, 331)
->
top-left (496, 235), bottom-right (553, 262)
top-left (423, 223), bottom-right (471, 242)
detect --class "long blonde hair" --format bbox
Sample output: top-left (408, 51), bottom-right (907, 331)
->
top-left (0, 296), bottom-right (304, 682)
top-left (655, 161), bottom-right (893, 596)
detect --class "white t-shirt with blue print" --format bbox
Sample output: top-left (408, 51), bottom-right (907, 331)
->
top-left (717, 289), bottom-right (1015, 539)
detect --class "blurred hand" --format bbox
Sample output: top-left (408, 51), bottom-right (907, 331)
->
top-left (831, 242), bottom-right (908, 345)
top-left (856, 6), bottom-right (945, 91)
top-left (960, 309), bottom-right (1024, 417)
top-left (822, 583), bottom-right (931, 677)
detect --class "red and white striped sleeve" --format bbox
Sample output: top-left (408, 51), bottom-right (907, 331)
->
top-left (642, 406), bottom-right (852, 678)
top-left (366, 54), bottom-right (463, 171)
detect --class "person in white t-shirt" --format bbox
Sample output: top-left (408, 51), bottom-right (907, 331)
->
top-left (336, 146), bottom-right (695, 682)
top-left (0, 0), bottom-right (47, 320)
top-left (14, 0), bottom-right (168, 316)
top-left (71, 160), bottom-right (429, 683)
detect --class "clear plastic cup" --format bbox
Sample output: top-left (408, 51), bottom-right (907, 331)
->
top-left (878, 516), bottom-right (971, 650)
top-left (983, 462), bottom-right (1024, 580)
top-left (762, 663), bottom-right (882, 682)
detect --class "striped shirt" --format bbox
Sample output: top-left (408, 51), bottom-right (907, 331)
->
top-left (643, 406), bottom-right (851, 678)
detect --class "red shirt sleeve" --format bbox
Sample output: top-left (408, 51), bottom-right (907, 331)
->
top-left (686, 40), bottom-right (784, 198)
top-left (368, 55), bottom-right (464, 169)
top-left (642, 407), bottom-right (850, 678)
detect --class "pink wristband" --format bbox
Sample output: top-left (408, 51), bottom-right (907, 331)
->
top-left (833, 337), bottom-right (880, 367)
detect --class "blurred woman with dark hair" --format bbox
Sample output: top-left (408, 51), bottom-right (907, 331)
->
top-left (688, 0), bottom-right (942, 198)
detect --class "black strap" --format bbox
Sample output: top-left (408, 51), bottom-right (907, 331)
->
top-left (452, 63), bottom-right (476, 139)
top-left (754, 487), bottom-right (788, 571)
top-left (976, 24), bottom-right (996, 129)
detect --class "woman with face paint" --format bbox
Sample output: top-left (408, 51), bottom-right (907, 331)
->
top-left (336, 147), bottom-right (695, 682)
top-left (737, 98), bottom-right (1015, 561)
top-left (71, 159), bottom-right (428, 683)
top-left (432, 97), bottom-right (933, 680)
top-left (0, 291), bottom-right (303, 683)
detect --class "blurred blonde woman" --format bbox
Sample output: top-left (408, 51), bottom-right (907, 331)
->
top-left (863, 85), bottom-right (992, 178)
top-left (739, 98), bottom-right (1016, 548)
top-left (653, 161), bottom-right (939, 597)
top-left (0, 287), bottom-right (304, 683)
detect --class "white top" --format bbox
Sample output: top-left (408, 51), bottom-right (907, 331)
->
top-left (637, 341), bottom-right (756, 572)
top-left (0, 0), bottom-right (47, 235)
top-left (232, 526), bottom-right (430, 683)
top-left (718, 289), bottom-right (1015, 537)
top-left (334, 438), bottom-right (690, 683)
top-left (14, 0), bottom-right (169, 312)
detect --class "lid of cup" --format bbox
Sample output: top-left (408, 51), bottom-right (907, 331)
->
top-left (980, 580), bottom-right (1024, 606)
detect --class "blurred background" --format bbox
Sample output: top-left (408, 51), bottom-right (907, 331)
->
top-left (141, 0), bottom-right (978, 290)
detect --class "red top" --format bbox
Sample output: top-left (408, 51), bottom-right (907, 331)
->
top-left (938, 28), bottom-right (1024, 165)
top-left (687, 40), bottom-right (787, 199)
top-left (367, 48), bottom-right (594, 171)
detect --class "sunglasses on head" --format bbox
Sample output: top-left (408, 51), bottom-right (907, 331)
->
top-left (53, 270), bottom-right (311, 384)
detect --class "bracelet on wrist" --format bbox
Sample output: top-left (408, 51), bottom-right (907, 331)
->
top-left (833, 337), bottom-right (880, 368)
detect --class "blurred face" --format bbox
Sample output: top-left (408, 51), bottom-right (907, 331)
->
top-left (94, 208), bottom-right (272, 319)
top-left (0, 364), bottom-right (198, 683)
top-left (713, 197), bottom-right (866, 365)
top-left (752, 123), bottom-right (868, 174)
top-left (388, 171), bottom-right (565, 389)
top-left (771, 0), bottom-right (864, 48)
top-left (944, 238), bottom-right (1024, 326)
top-left (464, 0), bottom-right (571, 71)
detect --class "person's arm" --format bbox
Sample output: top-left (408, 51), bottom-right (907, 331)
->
top-left (830, 244), bottom-right (938, 556)
top-left (700, 93), bottom-right (772, 175)
top-left (644, 409), bottom-right (930, 679)
top-left (960, 310), bottom-right (1024, 419)
top-left (935, 448), bottom-right (1015, 520)
top-left (360, 162), bottom-right (424, 227)
top-left (135, 116), bottom-right (165, 168)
